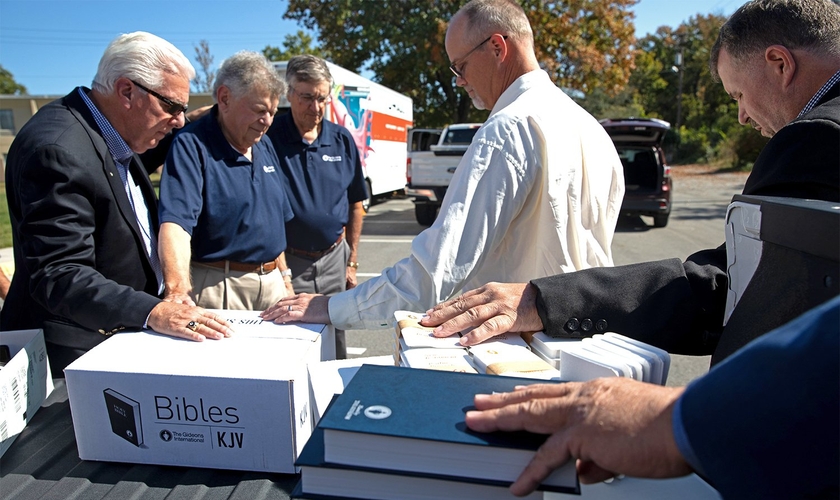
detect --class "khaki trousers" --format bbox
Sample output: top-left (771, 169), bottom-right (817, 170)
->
top-left (191, 262), bottom-right (290, 311)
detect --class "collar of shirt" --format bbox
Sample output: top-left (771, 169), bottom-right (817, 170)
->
top-left (77, 87), bottom-right (134, 165)
top-left (489, 69), bottom-right (552, 117)
top-left (798, 69), bottom-right (840, 118)
top-left (270, 112), bottom-right (335, 148)
top-left (196, 105), bottom-right (256, 164)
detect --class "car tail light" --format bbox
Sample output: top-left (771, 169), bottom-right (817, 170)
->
top-left (663, 165), bottom-right (671, 178)
top-left (406, 157), bottom-right (412, 184)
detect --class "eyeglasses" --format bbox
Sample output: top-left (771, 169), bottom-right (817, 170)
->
top-left (131, 80), bottom-right (189, 116)
top-left (292, 87), bottom-right (332, 106)
top-left (449, 35), bottom-right (507, 78)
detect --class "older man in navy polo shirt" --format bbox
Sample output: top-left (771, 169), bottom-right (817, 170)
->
top-left (266, 54), bottom-right (368, 359)
top-left (158, 51), bottom-right (294, 310)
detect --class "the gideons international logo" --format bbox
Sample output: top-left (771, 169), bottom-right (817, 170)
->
top-left (343, 399), bottom-right (393, 420)
top-left (363, 405), bottom-right (392, 420)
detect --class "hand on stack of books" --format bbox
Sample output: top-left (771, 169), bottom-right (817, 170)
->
top-left (293, 364), bottom-right (579, 499)
top-left (394, 311), bottom-right (670, 385)
top-left (393, 310), bottom-right (561, 379)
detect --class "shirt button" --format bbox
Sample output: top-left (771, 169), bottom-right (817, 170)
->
top-left (565, 318), bottom-right (580, 332)
top-left (596, 319), bottom-right (608, 332)
top-left (580, 318), bottom-right (593, 332)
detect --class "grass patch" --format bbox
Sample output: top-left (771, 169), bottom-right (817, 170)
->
top-left (0, 183), bottom-right (11, 248)
top-left (150, 172), bottom-right (161, 196)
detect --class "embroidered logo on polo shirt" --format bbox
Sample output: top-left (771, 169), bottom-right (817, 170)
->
top-left (322, 154), bottom-right (342, 162)
top-left (263, 165), bottom-right (276, 173)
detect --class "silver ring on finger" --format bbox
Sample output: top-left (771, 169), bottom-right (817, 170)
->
top-left (287, 305), bottom-right (292, 312)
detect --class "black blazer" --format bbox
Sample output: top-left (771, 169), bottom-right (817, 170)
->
top-left (1, 88), bottom-right (162, 350)
top-left (532, 81), bottom-right (840, 363)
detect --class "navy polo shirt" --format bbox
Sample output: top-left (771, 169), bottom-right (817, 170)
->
top-left (267, 112), bottom-right (368, 251)
top-left (159, 106), bottom-right (293, 263)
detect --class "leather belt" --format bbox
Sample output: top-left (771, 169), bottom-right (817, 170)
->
top-left (200, 258), bottom-right (280, 275)
top-left (287, 235), bottom-right (344, 260)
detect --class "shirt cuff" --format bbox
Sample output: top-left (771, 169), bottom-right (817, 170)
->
top-left (672, 388), bottom-right (707, 477)
top-left (327, 289), bottom-right (361, 330)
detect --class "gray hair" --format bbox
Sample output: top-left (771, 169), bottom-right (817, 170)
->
top-left (92, 31), bottom-right (195, 94)
top-left (285, 54), bottom-right (333, 97)
top-left (213, 50), bottom-right (286, 101)
top-left (710, 0), bottom-right (840, 80)
top-left (458, 0), bottom-right (534, 48)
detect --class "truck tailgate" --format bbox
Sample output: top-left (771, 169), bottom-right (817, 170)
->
top-left (409, 151), bottom-right (462, 187)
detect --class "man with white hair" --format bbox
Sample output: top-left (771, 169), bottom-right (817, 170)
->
top-left (1, 32), bottom-right (232, 375)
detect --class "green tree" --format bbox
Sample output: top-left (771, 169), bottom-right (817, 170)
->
top-left (192, 40), bottom-right (215, 93)
top-left (524, 0), bottom-right (638, 95)
top-left (263, 30), bottom-right (328, 62)
top-left (577, 86), bottom-right (645, 120)
top-left (615, 13), bottom-right (766, 165)
top-left (0, 65), bottom-right (27, 95)
top-left (284, 0), bottom-right (638, 127)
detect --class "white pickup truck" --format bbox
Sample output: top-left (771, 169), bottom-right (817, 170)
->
top-left (405, 123), bottom-right (482, 225)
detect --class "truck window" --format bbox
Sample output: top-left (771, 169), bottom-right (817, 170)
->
top-left (444, 128), bottom-right (478, 145)
top-left (411, 131), bottom-right (442, 152)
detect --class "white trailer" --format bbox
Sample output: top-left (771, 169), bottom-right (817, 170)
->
top-left (273, 61), bottom-right (414, 210)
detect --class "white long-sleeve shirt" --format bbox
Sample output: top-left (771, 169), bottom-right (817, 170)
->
top-left (329, 70), bottom-right (624, 329)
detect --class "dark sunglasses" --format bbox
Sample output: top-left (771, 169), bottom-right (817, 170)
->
top-left (131, 80), bottom-right (188, 116)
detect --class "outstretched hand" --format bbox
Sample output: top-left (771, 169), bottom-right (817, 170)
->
top-left (162, 290), bottom-right (195, 306)
top-left (465, 378), bottom-right (691, 496)
top-left (260, 293), bottom-right (332, 325)
top-left (147, 301), bottom-right (233, 341)
top-left (421, 282), bottom-right (543, 345)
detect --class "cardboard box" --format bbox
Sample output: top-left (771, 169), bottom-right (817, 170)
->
top-left (307, 355), bottom-right (395, 424)
top-left (65, 324), bottom-right (326, 473)
top-left (207, 309), bottom-right (336, 361)
top-left (0, 329), bottom-right (54, 458)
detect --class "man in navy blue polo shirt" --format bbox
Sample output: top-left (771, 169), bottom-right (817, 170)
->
top-left (266, 54), bottom-right (368, 359)
top-left (158, 51), bottom-right (294, 310)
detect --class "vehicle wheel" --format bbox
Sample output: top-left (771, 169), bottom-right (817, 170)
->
top-left (653, 214), bottom-right (669, 228)
top-left (415, 203), bottom-right (438, 226)
top-left (362, 180), bottom-right (373, 213)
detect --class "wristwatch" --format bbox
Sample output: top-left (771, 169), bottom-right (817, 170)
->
top-left (347, 261), bottom-right (360, 269)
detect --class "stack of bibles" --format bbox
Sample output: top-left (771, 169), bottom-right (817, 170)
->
top-left (292, 364), bottom-right (580, 499)
top-left (393, 310), bottom-right (561, 379)
top-left (525, 331), bottom-right (671, 384)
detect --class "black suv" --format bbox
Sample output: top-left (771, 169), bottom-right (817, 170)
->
top-left (600, 118), bottom-right (672, 228)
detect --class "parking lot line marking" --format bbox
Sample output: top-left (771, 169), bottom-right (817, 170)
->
top-left (359, 238), bottom-right (415, 243)
top-left (362, 220), bottom-right (419, 224)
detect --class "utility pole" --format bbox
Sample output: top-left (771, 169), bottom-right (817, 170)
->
top-left (675, 46), bottom-right (684, 131)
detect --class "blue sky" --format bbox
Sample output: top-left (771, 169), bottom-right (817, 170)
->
top-left (0, 0), bottom-right (740, 96)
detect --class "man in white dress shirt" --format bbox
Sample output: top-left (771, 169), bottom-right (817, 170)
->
top-left (261, 0), bottom-right (624, 330)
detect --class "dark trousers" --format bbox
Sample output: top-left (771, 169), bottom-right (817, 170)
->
top-left (287, 240), bottom-right (350, 359)
top-left (45, 342), bottom-right (88, 378)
